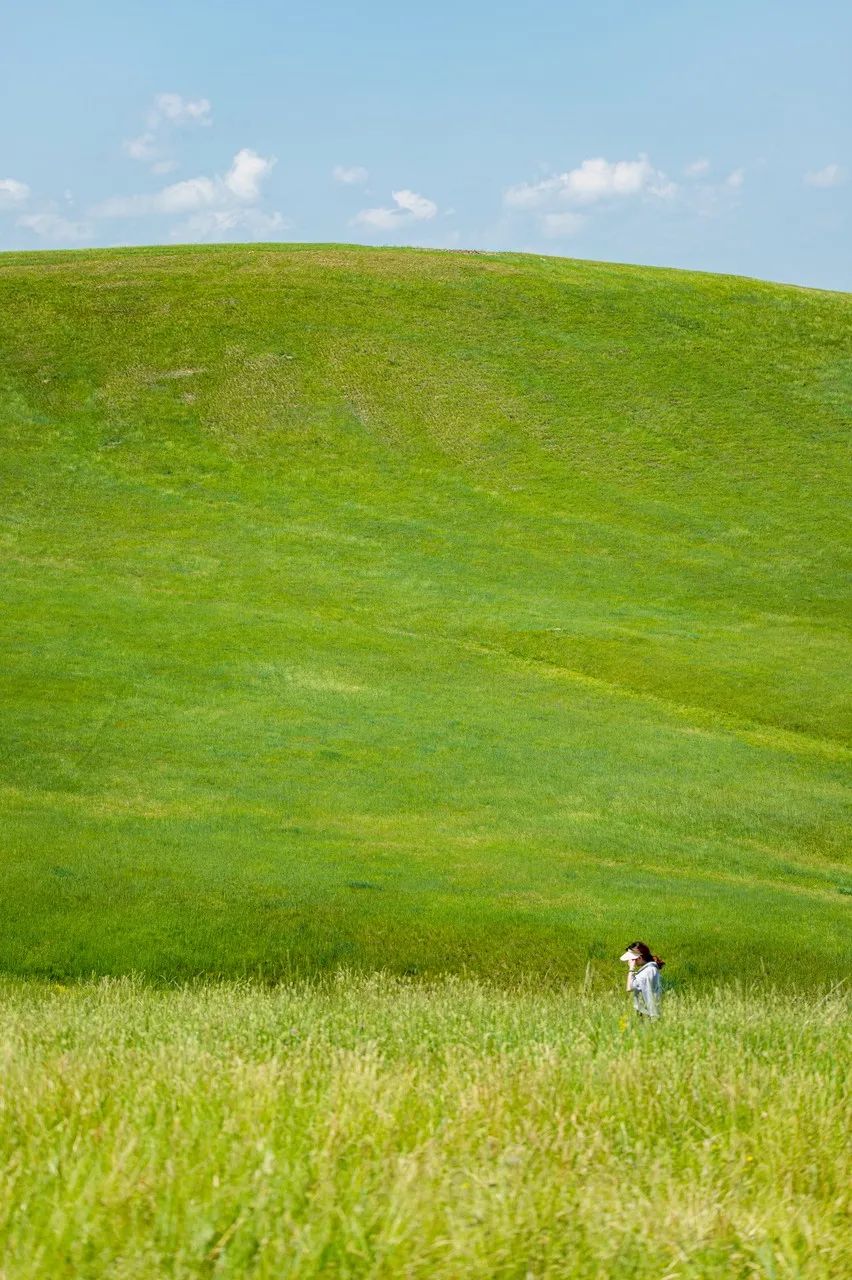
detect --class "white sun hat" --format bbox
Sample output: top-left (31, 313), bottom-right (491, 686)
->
top-left (619, 948), bottom-right (640, 962)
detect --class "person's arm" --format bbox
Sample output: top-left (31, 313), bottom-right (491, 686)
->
top-left (626, 957), bottom-right (636, 991)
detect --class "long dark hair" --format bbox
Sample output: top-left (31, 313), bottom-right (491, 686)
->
top-left (627, 940), bottom-right (665, 970)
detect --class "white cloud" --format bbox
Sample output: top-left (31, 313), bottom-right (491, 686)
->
top-left (804, 163), bottom-right (843, 188)
top-left (392, 188), bottom-right (437, 219)
top-left (649, 175), bottom-right (678, 199)
top-left (224, 149), bottom-right (275, 201)
top-left (124, 132), bottom-right (158, 162)
top-left (17, 212), bottom-right (91, 242)
top-left (124, 137), bottom-right (178, 173)
top-left (4, 180), bottom-right (92, 243)
top-left (504, 155), bottom-right (676, 242)
top-left (124, 92), bottom-right (212, 172)
top-left (672, 162), bottom-right (749, 219)
top-left (156, 176), bottom-right (220, 213)
top-left (94, 149), bottom-right (275, 219)
top-left (333, 165), bottom-right (368, 185)
top-left (149, 92), bottom-right (212, 128)
top-left (505, 155), bottom-right (676, 210)
top-left (0, 178), bottom-right (30, 208)
top-left (354, 205), bottom-right (400, 230)
top-left (94, 147), bottom-right (283, 240)
top-left (170, 207), bottom-right (289, 241)
top-left (95, 175), bottom-right (217, 217)
top-left (540, 211), bottom-right (586, 237)
top-left (354, 187), bottom-right (438, 230)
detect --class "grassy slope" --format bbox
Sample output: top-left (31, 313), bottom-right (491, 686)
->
top-left (0, 244), bottom-right (849, 984)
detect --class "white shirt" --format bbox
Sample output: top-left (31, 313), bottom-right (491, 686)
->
top-left (629, 962), bottom-right (662, 1017)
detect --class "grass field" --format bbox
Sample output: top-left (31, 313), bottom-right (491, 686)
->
top-left (0, 974), bottom-right (848, 1279)
top-left (1, 244), bottom-right (850, 1277)
top-left (0, 241), bottom-right (844, 977)
top-left (1, 243), bottom-right (849, 985)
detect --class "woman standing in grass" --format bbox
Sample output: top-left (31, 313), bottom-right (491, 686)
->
top-left (621, 941), bottom-right (664, 1018)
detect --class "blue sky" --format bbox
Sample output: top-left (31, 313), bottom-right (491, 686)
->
top-left (2, 0), bottom-right (849, 288)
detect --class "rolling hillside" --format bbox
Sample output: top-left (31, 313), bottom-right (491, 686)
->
top-left (0, 244), bottom-right (849, 984)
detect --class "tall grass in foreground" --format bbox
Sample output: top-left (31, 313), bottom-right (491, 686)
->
top-left (0, 974), bottom-right (848, 1279)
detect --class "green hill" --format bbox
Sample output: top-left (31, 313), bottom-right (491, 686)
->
top-left (1, 244), bottom-right (849, 985)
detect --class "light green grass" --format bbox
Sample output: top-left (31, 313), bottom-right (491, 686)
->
top-left (0, 244), bottom-right (850, 984)
top-left (0, 975), bottom-right (848, 1279)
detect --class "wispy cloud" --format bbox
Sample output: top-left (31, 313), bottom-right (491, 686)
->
top-left (2, 174), bottom-right (93, 243)
top-left (123, 92), bottom-right (213, 173)
top-left (505, 155), bottom-right (677, 210)
top-left (95, 178), bottom-right (216, 218)
top-left (123, 133), bottom-right (158, 162)
top-left (354, 188), bottom-right (438, 230)
top-left (684, 158), bottom-right (710, 177)
top-left (503, 154), bottom-right (675, 241)
top-left (0, 178), bottom-right (30, 208)
top-left (170, 208), bottom-right (290, 241)
top-left (94, 149), bottom-right (276, 219)
top-left (93, 148), bottom-right (283, 242)
top-left (392, 189), bottom-right (437, 219)
top-left (16, 211), bottom-right (92, 242)
top-left (333, 165), bottom-right (368, 186)
top-left (149, 93), bottom-right (212, 128)
top-left (804, 163), bottom-right (843, 188)
top-left (680, 163), bottom-right (747, 220)
top-left (540, 211), bottom-right (586, 237)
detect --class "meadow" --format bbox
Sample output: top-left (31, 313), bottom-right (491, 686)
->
top-left (0, 243), bottom-right (850, 1275)
top-left (0, 973), bottom-right (849, 1280)
top-left (0, 244), bottom-right (849, 986)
